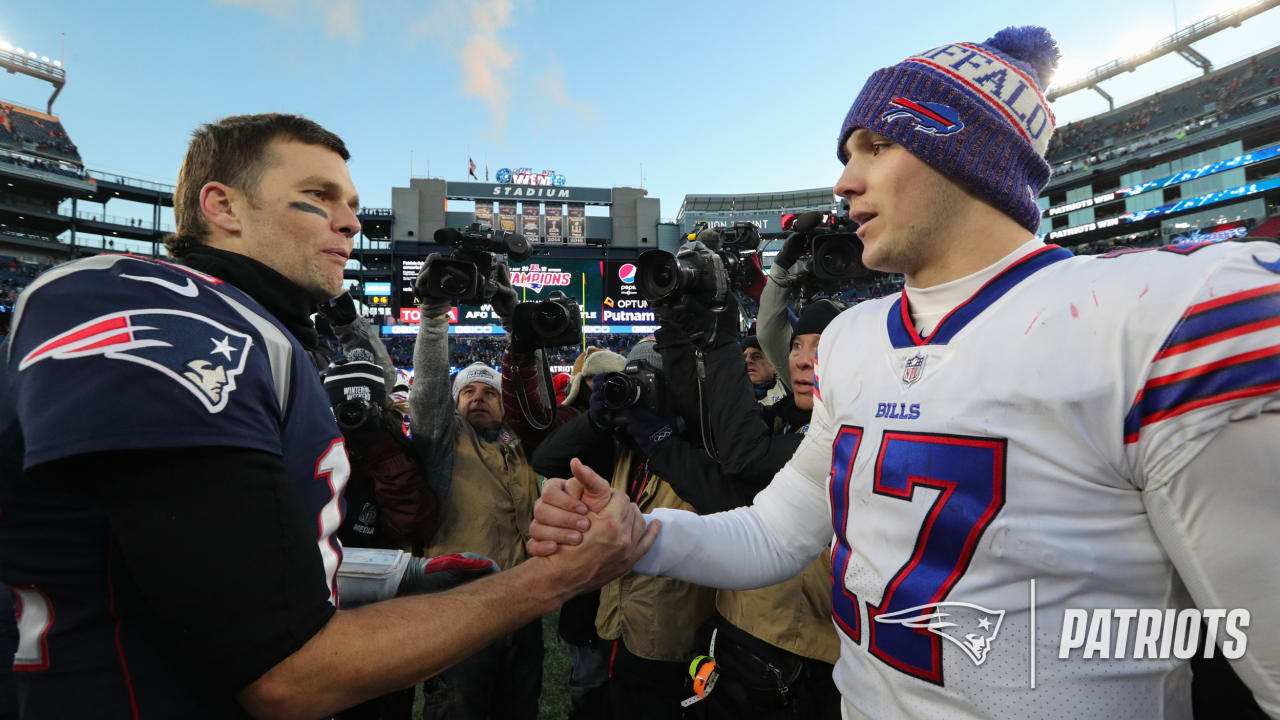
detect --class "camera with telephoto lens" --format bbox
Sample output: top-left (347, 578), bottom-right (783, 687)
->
top-left (419, 223), bottom-right (533, 305)
top-left (600, 362), bottom-right (663, 413)
top-left (511, 290), bottom-right (582, 348)
top-left (635, 222), bottom-right (764, 305)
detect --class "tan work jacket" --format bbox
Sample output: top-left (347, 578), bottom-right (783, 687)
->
top-left (596, 449), bottom-right (716, 662)
top-left (715, 551), bottom-right (840, 664)
top-left (423, 416), bottom-right (539, 574)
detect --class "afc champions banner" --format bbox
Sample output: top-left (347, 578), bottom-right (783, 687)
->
top-left (521, 202), bottom-right (541, 241)
top-left (544, 205), bottom-right (563, 243)
top-left (567, 203), bottom-right (586, 245)
top-left (474, 202), bottom-right (494, 228)
top-left (498, 201), bottom-right (517, 233)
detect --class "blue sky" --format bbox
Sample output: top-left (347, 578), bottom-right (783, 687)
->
top-left (4, 0), bottom-right (1280, 220)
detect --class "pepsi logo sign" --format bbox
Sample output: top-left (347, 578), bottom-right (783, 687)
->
top-left (618, 264), bottom-right (637, 284)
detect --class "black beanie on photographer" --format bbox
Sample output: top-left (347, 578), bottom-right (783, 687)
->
top-left (321, 360), bottom-right (387, 407)
top-left (792, 300), bottom-right (843, 340)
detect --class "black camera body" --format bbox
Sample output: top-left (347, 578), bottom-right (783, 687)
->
top-left (636, 223), bottom-right (764, 306)
top-left (419, 224), bottom-right (533, 305)
top-left (334, 397), bottom-right (382, 434)
top-left (511, 290), bottom-right (582, 348)
top-left (635, 242), bottom-right (726, 306)
top-left (600, 362), bottom-right (663, 414)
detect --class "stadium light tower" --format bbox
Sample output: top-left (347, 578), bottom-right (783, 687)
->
top-left (1048, 0), bottom-right (1280, 109)
top-left (0, 38), bottom-right (66, 114)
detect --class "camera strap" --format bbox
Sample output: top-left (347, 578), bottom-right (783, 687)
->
top-left (694, 349), bottom-right (719, 462)
top-left (512, 348), bottom-right (558, 431)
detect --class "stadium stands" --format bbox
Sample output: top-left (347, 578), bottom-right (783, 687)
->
top-left (1048, 47), bottom-right (1280, 175)
top-left (0, 103), bottom-right (81, 165)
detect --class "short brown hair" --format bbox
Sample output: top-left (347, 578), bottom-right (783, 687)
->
top-left (165, 113), bottom-right (350, 257)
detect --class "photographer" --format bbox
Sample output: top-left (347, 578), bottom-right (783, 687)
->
top-left (632, 237), bottom-right (843, 718)
top-left (409, 254), bottom-right (543, 720)
top-left (322, 359), bottom-right (438, 552)
top-left (532, 339), bottom-right (716, 720)
top-left (758, 211), bottom-right (866, 390)
top-left (502, 341), bottom-right (624, 720)
top-left (743, 335), bottom-right (786, 406)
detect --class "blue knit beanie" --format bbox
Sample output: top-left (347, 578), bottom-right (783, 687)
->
top-left (837, 26), bottom-right (1062, 234)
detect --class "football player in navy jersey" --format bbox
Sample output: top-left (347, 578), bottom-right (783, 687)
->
top-left (0, 113), bottom-right (656, 719)
top-left (527, 27), bottom-right (1279, 720)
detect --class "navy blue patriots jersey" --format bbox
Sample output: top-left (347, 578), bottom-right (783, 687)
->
top-left (0, 255), bottom-right (349, 717)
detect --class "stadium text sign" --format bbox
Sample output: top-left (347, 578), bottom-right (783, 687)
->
top-left (510, 264), bottom-right (572, 293)
top-left (446, 181), bottom-right (613, 205)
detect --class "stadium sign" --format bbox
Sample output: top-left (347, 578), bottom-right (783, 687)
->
top-left (679, 211), bottom-right (794, 234)
top-left (496, 168), bottom-right (567, 186)
top-left (510, 264), bottom-right (572, 293)
top-left (446, 181), bottom-right (613, 205)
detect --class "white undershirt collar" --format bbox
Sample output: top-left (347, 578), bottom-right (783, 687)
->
top-left (905, 238), bottom-right (1046, 338)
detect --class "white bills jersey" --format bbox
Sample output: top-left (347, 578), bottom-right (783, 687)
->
top-left (812, 241), bottom-right (1280, 719)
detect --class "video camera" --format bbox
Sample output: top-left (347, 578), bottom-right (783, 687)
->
top-left (778, 208), bottom-right (868, 305)
top-left (635, 222), bottom-right (766, 306)
top-left (419, 223), bottom-right (533, 306)
top-left (511, 290), bottom-right (582, 348)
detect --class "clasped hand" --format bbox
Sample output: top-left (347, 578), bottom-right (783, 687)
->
top-left (526, 459), bottom-right (661, 594)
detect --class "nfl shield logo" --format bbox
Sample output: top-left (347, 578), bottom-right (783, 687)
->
top-left (902, 352), bottom-right (927, 386)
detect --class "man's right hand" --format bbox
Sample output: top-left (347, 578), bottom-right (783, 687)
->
top-left (415, 253), bottom-right (454, 318)
top-left (527, 459), bottom-right (660, 598)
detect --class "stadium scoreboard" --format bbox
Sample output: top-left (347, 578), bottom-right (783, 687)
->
top-left (394, 256), bottom-right (657, 331)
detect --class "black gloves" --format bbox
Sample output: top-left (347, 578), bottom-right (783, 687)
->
top-left (588, 375), bottom-right (615, 429)
top-left (624, 406), bottom-right (676, 457)
top-left (317, 291), bottom-right (359, 326)
top-left (414, 253), bottom-right (455, 319)
top-left (772, 231), bottom-right (808, 272)
top-left (489, 263), bottom-right (519, 322)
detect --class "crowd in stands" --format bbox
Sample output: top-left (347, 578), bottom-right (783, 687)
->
top-left (0, 104), bottom-right (81, 165)
top-left (0, 150), bottom-right (82, 179)
top-left (0, 255), bottom-right (57, 333)
top-left (1047, 50), bottom-right (1280, 176)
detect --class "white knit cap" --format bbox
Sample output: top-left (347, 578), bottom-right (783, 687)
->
top-left (452, 362), bottom-right (501, 400)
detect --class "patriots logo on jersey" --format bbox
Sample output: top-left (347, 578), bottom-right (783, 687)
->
top-left (19, 309), bottom-right (253, 413)
top-left (875, 602), bottom-right (1005, 666)
top-left (882, 98), bottom-right (965, 136)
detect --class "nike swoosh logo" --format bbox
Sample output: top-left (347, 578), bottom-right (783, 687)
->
top-left (1253, 254), bottom-right (1280, 275)
top-left (119, 274), bottom-right (200, 297)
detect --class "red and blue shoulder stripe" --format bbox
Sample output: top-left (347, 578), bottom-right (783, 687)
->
top-left (1124, 281), bottom-right (1280, 443)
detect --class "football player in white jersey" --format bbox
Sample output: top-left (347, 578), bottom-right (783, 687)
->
top-left (527, 25), bottom-right (1280, 720)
